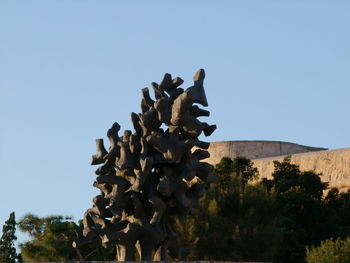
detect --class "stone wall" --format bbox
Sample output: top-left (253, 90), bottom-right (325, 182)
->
top-left (204, 140), bottom-right (350, 190)
top-left (204, 140), bottom-right (326, 165)
top-left (252, 147), bottom-right (350, 190)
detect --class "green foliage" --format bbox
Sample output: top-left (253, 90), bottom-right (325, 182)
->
top-left (272, 157), bottom-right (329, 263)
top-left (324, 188), bottom-right (350, 239)
top-left (214, 156), bottom-right (234, 175)
top-left (176, 156), bottom-right (350, 263)
top-left (0, 212), bottom-right (20, 263)
top-left (215, 156), bottom-right (259, 187)
top-left (272, 156), bottom-right (327, 199)
top-left (13, 156), bottom-right (350, 262)
top-left (306, 238), bottom-right (350, 263)
top-left (18, 214), bottom-right (115, 262)
top-left (232, 156), bottom-right (259, 186)
top-left (175, 156), bottom-right (280, 261)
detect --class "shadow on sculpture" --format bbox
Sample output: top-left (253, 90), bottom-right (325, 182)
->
top-left (73, 69), bottom-right (216, 261)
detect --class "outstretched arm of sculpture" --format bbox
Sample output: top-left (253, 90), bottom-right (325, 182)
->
top-left (104, 122), bottom-right (121, 160)
top-left (91, 139), bottom-right (108, 165)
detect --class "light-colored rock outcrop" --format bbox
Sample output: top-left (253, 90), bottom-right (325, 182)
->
top-left (205, 140), bottom-right (326, 165)
top-left (252, 148), bottom-right (350, 190)
top-left (204, 140), bottom-right (350, 190)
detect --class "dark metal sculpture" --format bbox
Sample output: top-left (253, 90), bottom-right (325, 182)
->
top-left (73, 69), bottom-right (216, 261)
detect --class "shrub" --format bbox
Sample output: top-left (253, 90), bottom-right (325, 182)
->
top-left (306, 238), bottom-right (350, 263)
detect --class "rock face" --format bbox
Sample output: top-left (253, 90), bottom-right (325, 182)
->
top-left (252, 148), bottom-right (350, 190)
top-left (204, 140), bottom-right (326, 164)
top-left (74, 69), bottom-right (216, 261)
top-left (204, 140), bottom-right (350, 190)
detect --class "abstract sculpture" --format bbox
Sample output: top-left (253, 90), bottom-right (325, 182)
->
top-left (73, 69), bottom-right (216, 261)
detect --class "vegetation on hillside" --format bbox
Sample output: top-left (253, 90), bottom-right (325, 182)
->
top-left (175, 156), bottom-right (279, 261)
top-left (306, 238), bottom-right (350, 263)
top-left (3, 156), bottom-right (350, 262)
top-left (176, 156), bottom-right (350, 263)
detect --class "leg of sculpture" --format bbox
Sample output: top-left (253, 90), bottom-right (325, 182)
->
top-left (153, 242), bottom-right (168, 261)
top-left (138, 238), bottom-right (154, 260)
top-left (117, 244), bottom-right (136, 261)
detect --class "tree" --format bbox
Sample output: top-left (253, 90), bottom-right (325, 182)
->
top-left (232, 156), bottom-right (259, 187)
top-left (175, 156), bottom-right (280, 261)
top-left (0, 212), bottom-right (20, 263)
top-left (323, 188), bottom-right (350, 239)
top-left (18, 214), bottom-right (115, 262)
top-left (306, 238), bottom-right (350, 263)
top-left (176, 156), bottom-right (350, 263)
top-left (214, 156), bottom-right (259, 188)
top-left (272, 156), bottom-right (328, 263)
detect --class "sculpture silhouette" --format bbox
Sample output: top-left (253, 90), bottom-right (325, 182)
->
top-left (73, 69), bottom-right (216, 261)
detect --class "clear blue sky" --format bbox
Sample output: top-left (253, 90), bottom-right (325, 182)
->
top-left (1, 1), bottom-right (349, 244)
